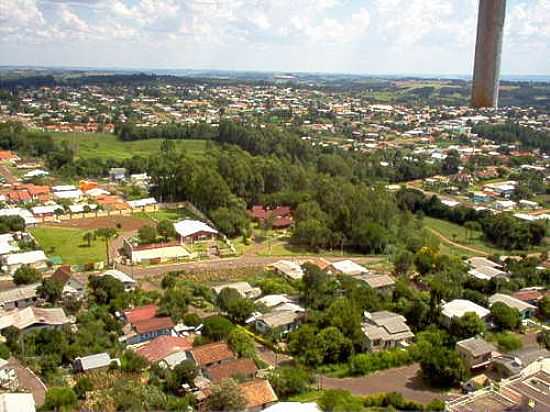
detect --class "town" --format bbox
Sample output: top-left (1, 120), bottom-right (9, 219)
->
top-left (0, 69), bottom-right (547, 412)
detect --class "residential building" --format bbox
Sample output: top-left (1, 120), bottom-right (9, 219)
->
top-left (3, 250), bottom-right (48, 274)
top-left (362, 311), bottom-right (414, 351)
top-left (239, 379), bottom-right (278, 412)
top-left (441, 299), bottom-right (490, 327)
top-left (255, 310), bottom-right (302, 337)
top-left (270, 260), bottom-right (304, 281)
top-left (489, 293), bottom-right (537, 320)
top-left (134, 335), bottom-right (192, 365)
top-left (205, 358), bottom-right (257, 383)
top-left (0, 393), bottom-right (35, 412)
top-left (190, 342), bottom-right (234, 370)
top-left (103, 269), bottom-right (137, 291)
top-left (212, 282), bottom-right (261, 300)
top-left (122, 238), bottom-right (190, 265)
top-left (456, 337), bottom-right (497, 370)
top-left (0, 283), bottom-right (40, 310)
top-left (74, 353), bottom-right (118, 373)
top-left (173, 220), bottom-right (219, 244)
top-left (327, 260), bottom-right (368, 276)
top-left (0, 307), bottom-right (70, 332)
top-left (123, 304), bottom-right (174, 345)
top-left (493, 347), bottom-right (550, 378)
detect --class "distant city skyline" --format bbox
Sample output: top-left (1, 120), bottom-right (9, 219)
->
top-left (1, 0), bottom-right (549, 75)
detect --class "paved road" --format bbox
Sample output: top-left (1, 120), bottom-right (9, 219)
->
top-left (321, 364), bottom-right (451, 404)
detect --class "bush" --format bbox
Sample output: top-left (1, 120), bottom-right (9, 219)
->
top-left (74, 376), bottom-right (93, 399)
top-left (491, 302), bottom-right (521, 331)
top-left (426, 399), bottom-right (446, 411)
top-left (42, 387), bottom-right (77, 412)
top-left (121, 350), bottom-right (149, 373)
top-left (318, 389), bottom-right (363, 412)
top-left (349, 349), bottom-right (413, 376)
top-left (182, 313), bottom-right (201, 327)
top-left (268, 367), bottom-right (312, 398)
top-left (202, 315), bottom-right (235, 341)
top-left (495, 332), bottom-right (522, 352)
top-left (13, 265), bottom-right (42, 285)
top-left (363, 392), bottom-right (425, 411)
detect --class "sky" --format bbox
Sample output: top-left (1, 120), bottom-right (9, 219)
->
top-left (0, 0), bottom-right (549, 75)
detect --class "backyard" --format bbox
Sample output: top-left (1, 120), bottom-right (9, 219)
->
top-left (30, 226), bottom-right (106, 265)
top-left (51, 132), bottom-right (208, 161)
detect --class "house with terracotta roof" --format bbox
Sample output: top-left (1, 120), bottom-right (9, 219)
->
top-left (248, 205), bottom-right (293, 230)
top-left (123, 304), bottom-right (174, 345)
top-left (239, 379), bottom-right (278, 412)
top-left (190, 342), bottom-right (234, 369)
top-left (205, 358), bottom-right (257, 383)
top-left (134, 335), bottom-right (192, 365)
top-left (0, 151), bottom-right (19, 163)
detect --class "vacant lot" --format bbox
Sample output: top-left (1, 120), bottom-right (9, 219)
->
top-left (30, 226), bottom-right (106, 265)
top-left (51, 132), bottom-right (207, 161)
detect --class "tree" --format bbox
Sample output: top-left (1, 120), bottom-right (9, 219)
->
top-left (537, 330), bottom-right (550, 350)
top-left (13, 265), bottom-right (41, 285)
top-left (419, 347), bottom-right (467, 387)
top-left (228, 328), bottom-right (256, 358)
top-left (206, 379), bottom-right (246, 412)
top-left (157, 220), bottom-right (176, 241)
top-left (216, 288), bottom-right (256, 323)
top-left (38, 277), bottom-right (64, 303)
top-left (269, 366), bottom-right (311, 398)
top-left (83, 232), bottom-right (94, 247)
top-left (74, 376), bottom-right (93, 399)
top-left (202, 315), bottom-right (234, 341)
top-left (392, 249), bottom-right (414, 276)
top-left (318, 327), bottom-right (353, 364)
top-left (539, 296), bottom-right (550, 320)
top-left (42, 387), bottom-right (78, 412)
top-left (94, 227), bottom-right (118, 266)
top-left (121, 350), bottom-right (149, 373)
top-left (318, 389), bottom-right (363, 412)
top-left (159, 286), bottom-right (191, 322)
top-left (138, 225), bottom-right (158, 244)
top-left (491, 302), bottom-right (521, 331)
top-left (451, 312), bottom-right (486, 339)
top-left (325, 297), bottom-right (363, 343)
top-left (288, 325), bottom-right (323, 367)
top-left (167, 360), bottom-right (198, 393)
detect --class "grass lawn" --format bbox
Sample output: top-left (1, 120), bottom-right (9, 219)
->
top-left (136, 207), bottom-right (202, 223)
top-left (30, 226), bottom-right (106, 265)
top-left (51, 132), bottom-right (208, 161)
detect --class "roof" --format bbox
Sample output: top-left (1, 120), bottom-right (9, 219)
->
top-left (489, 293), bottom-right (537, 312)
top-left (0, 283), bottom-right (40, 305)
top-left (363, 311), bottom-right (414, 342)
top-left (240, 379), bottom-right (278, 409)
top-left (206, 358), bottom-right (258, 383)
top-left (0, 208), bottom-right (37, 225)
top-left (173, 219), bottom-right (218, 238)
top-left (356, 274), bottom-right (395, 289)
top-left (271, 260), bottom-right (304, 280)
top-left (255, 294), bottom-right (293, 308)
top-left (512, 290), bottom-right (543, 303)
top-left (330, 260), bottom-right (368, 276)
top-left (257, 310), bottom-right (301, 329)
top-left (133, 317), bottom-right (174, 334)
top-left (161, 351), bottom-right (189, 368)
top-left (468, 265), bottom-right (507, 280)
top-left (75, 352), bottom-right (112, 371)
top-left (191, 342), bottom-right (234, 367)
top-left (263, 402), bottom-right (322, 412)
top-left (442, 299), bottom-right (490, 320)
top-left (5, 250), bottom-right (47, 266)
top-left (468, 257), bottom-right (502, 269)
top-left (0, 307), bottom-right (69, 330)
top-left (127, 198), bottom-right (157, 208)
top-left (51, 265), bottom-right (72, 284)
top-left (124, 304), bottom-right (157, 323)
top-left (212, 282), bottom-right (259, 297)
top-left (0, 393), bottom-right (36, 412)
top-left (135, 335), bottom-right (192, 363)
top-left (457, 337), bottom-right (497, 357)
top-left (103, 269), bottom-right (136, 285)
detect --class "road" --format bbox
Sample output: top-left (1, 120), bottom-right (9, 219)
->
top-left (427, 227), bottom-right (489, 256)
top-left (321, 364), bottom-right (451, 404)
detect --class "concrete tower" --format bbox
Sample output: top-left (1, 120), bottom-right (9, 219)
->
top-left (471, 0), bottom-right (507, 108)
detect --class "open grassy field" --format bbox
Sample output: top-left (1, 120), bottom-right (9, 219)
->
top-left (51, 132), bottom-right (208, 161)
top-left (30, 226), bottom-right (106, 265)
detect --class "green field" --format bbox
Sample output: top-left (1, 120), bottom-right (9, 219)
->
top-left (51, 132), bottom-right (208, 161)
top-left (30, 226), bottom-right (106, 265)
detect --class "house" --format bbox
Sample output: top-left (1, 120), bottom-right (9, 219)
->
top-left (173, 220), bottom-right (219, 244)
top-left (441, 299), bottom-right (490, 327)
top-left (0, 234), bottom-right (19, 256)
top-left (327, 260), bottom-right (368, 276)
top-left (31, 205), bottom-right (63, 217)
top-left (50, 266), bottom-right (85, 298)
top-left (270, 260), bottom-right (304, 281)
top-left (122, 239), bottom-right (190, 265)
top-left (249, 205), bottom-right (293, 230)
top-left (205, 358), bottom-right (257, 383)
top-left (212, 282), bottom-right (261, 300)
top-left (354, 273), bottom-right (395, 292)
top-left (0, 393), bottom-right (35, 412)
top-left (103, 269), bottom-right (137, 291)
top-left (134, 335), bottom-right (192, 365)
top-left (255, 310), bottom-right (302, 336)
top-left (493, 347), bottom-right (550, 377)
top-left (468, 264), bottom-right (508, 281)
top-left (239, 379), bottom-right (278, 412)
top-left (190, 342), bottom-right (234, 370)
top-left (109, 168), bottom-right (127, 181)
top-left (123, 304), bottom-right (174, 345)
top-left (512, 289), bottom-right (544, 305)
top-left (255, 294), bottom-right (295, 310)
top-left (263, 402), bottom-right (322, 412)
top-left (0, 283), bottom-right (40, 310)
top-left (74, 353), bottom-right (118, 373)
top-left (3, 251), bottom-right (48, 274)
top-left (456, 337), bottom-right (497, 370)
top-left (495, 200), bottom-right (517, 211)
top-left (362, 311), bottom-right (415, 351)
top-left (0, 151), bottom-right (19, 163)
top-left (0, 307), bottom-right (70, 332)
top-left (489, 293), bottom-right (537, 320)
top-left (0, 208), bottom-right (37, 226)
top-left (127, 197), bottom-right (157, 209)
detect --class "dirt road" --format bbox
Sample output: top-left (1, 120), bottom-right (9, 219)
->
top-left (427, 227), bottom-right (489, 256)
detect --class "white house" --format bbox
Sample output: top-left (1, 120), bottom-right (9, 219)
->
top-left (441, 299), bottom-right (490, 327)
top-left (3, 250), bottom-right (48, 274)
top-left (103, 269), bottom-right (137, 291)
top-left (173, 220), bottom-right (218, 243)
top-left (327, 260), bottom-right (368, 276)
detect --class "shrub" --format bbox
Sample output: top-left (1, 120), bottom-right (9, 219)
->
top-left (349, 349), bottom-right (413, 376)
top-left (495, 332), bottom-right (522, 352)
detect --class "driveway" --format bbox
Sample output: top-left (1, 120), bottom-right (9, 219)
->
top-left (321, 364), bottom-right (451, 404)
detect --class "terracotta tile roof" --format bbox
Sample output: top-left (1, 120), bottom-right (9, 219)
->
top-left (51, 266), bottom-right (72, 284)
top-left (239, 379), bottom-right (278, 409)
top-left (133, 317), bottom-right (174, 334)
top-left (206, 358), bottom-right (257, 383)
top-left (124, 304), bottom-right (157, 324)
top-left (191, 342), bottom-right (234, 367)
top-left (0, 151), bottom-right (16, 161)
top-left (512, 290), bottom-right (543, 303)
top-left (135, 335), bottom-right (192, 363)
top-left (7, 190), bottom-right (31, 202)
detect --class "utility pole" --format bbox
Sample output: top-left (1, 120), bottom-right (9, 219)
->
top-left (471, 0), bottom-right (507, 108)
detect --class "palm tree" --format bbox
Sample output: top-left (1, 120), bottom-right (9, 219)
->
top-left (94, 228), bottom-right (118, 266)
top-left (83, 232), bottom-right (94, 247)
